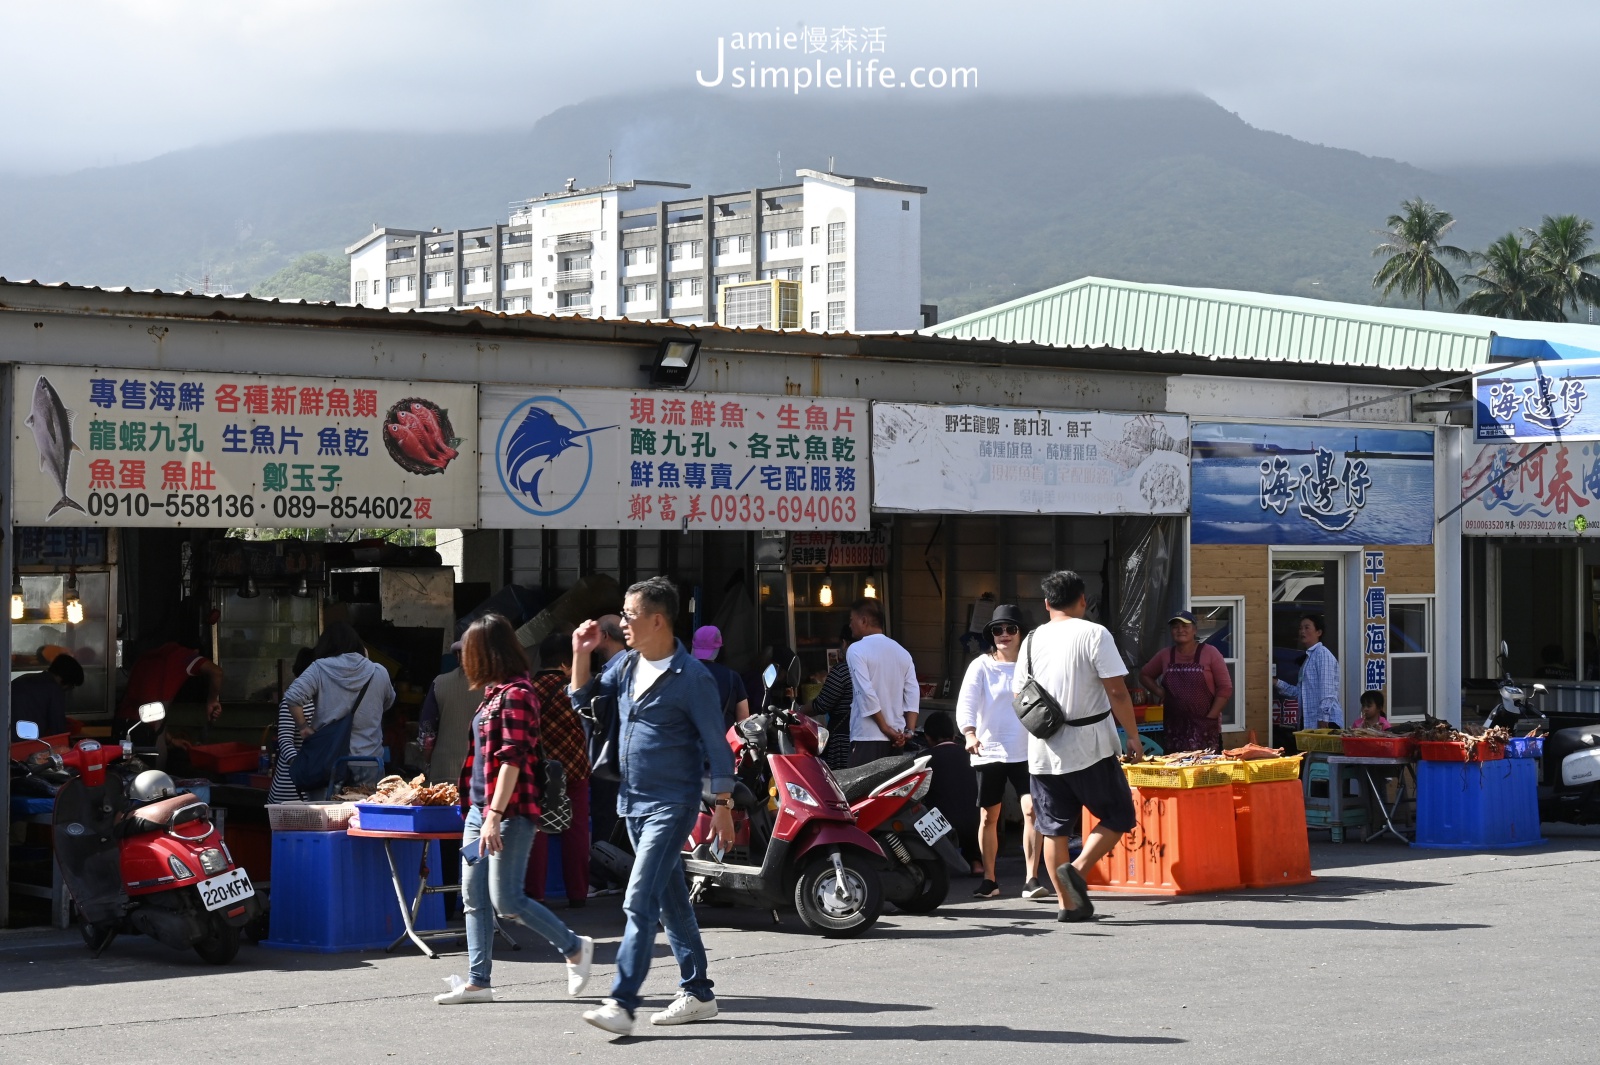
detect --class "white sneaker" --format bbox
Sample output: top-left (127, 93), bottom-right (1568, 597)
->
top-left (566, 936), bottom-right (594, 997)
top-left (582, 998), bottom-right (635, 1036)
top-left (434, 975), bottom-right (494, 1005)
top-left (650, 993), bottom-right (719, 1026)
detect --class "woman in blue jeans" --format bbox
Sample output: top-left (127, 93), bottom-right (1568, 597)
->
top-left (435, 614), bottom-right (594, 1005)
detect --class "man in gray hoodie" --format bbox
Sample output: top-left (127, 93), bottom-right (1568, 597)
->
top-left (285, 622), bottom-right (395, 781)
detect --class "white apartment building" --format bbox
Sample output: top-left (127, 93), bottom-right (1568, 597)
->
top-left (345, 170), bottom-right (930, 331)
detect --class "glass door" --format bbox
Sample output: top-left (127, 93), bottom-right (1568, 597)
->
top-left (1272, 556), bottom-right (1344, 726)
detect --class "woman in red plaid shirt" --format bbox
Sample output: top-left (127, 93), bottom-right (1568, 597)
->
top-left (435, 615), bottom-right (595, 1005)
top-left (524, 632), bottom-right (592, 905)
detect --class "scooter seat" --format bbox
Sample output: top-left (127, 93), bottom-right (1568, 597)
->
top-left (120, 793), bottom-right (210, 838)
top-left (833, 754), bottom-right (918, 802)
top-left (702, 780), bottom-right (761, 809)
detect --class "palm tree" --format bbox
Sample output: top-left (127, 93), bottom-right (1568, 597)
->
top-left (1457, 233), bottom-right (1562, 320)
top-left (1372, 197), bottom-right (1471, 309)
top-left (1525, 214), bottom-right (1600, 317)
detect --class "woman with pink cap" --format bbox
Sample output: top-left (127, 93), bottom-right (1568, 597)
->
top-left (691, 625), bottom-right (749, 729)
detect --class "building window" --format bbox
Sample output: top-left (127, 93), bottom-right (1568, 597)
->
top-left (559, 292), bottom-right (591, 308)
top-left (502, 264), bottom-right (515, 281)
top-left (827, 222), bottom-right (846, 255)
top-left (714, 236), bottom-right (731, 256)
top-left (810, 226), bottom-right (820, 245)
top-left (625, 246), bottom-right (656, 266)
top-left (625, 283), bottom-right (656, 303)
top-left (827, 261), bottom-right (846, 294)
top-left (1389, 596), bottom-right (1434, 720)
top-left (786, 227), bottom-right (803, 248)
top-left (737, 233), bottom-right (750, 253)
top-left (1192, 597), bottom-right (1245, 731)
top-left (387, 277), bottom-right (398, 294)
top-left (405, 275), bottom-right (415, 292)
top-left (560, 254), bottom-right (591, 272)
top-left (355, 280), bottom-right (367, 300)
top-left (827, 300), bottom-right (845, 330)
top-left (901, 199), bottom-right (911, 211)
top-left (810, 310), bottom-right (821, 330)
top-left (668, 278), bottom-right (703, 299)
top-left (810, 265), bottom-right (820, 284)
top-left (668, 240), bottom-right (702, 261)
top-left (541, 277), bottom-right (549, 287)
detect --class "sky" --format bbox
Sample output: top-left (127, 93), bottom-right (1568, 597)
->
top-left (2, 0), bottom-right (1596, 174)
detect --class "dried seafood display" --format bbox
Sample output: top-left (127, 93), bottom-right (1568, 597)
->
top-left (363, 773), bottom-right (459, 807)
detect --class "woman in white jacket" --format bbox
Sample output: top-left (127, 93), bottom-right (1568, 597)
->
top-left (285, 622), bottom-right (395, 783)
top-left (956, 604), bottom-right (1045, 900)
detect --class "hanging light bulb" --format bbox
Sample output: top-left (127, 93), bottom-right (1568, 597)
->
top-left (10, 581), bottom-right (24, 621)
top-left (818, 580), bottom-right (834, 608)
top-left (863, 576), bottom-right (878, 599)
top-left (238, 577), bottom-right (259, 600)
top-left (293, 576), bottom-right (312, 598)
top-left (64, 574), bottom-right (84, 626)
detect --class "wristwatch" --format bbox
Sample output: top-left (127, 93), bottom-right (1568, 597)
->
top-left (711, 797), bottom-right (734, 809)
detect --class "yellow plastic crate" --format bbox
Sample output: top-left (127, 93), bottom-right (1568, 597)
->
top-left (1293, 729), bottom-right (1345, 754)
top-left (1229, 755), bottom-right (1304, 784)
top-left (1123, 761), bottom-right (1237, 789)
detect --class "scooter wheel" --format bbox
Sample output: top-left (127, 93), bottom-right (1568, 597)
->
top-left (194, 915), bottom-right (241, 965)
top-left (894, 860), bottom-right (949, 915)
top-left (793, 851), bottom-right (882, 938)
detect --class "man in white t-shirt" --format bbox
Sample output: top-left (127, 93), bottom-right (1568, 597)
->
top-left (845, 597), bottom-right (921, 767)
top-left (1012, 570), bottom-right (1143, 924)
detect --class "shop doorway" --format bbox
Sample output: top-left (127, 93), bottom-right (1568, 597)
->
top-left (1271, 555), bottom-right (1343, 720)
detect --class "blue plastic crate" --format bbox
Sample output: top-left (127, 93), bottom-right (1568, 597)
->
top-left (1413, 758), bottom-right (1545, 849)
top-left (9, 796), bottom-right (54, 817)
top-left (355, 804), bottom-right (464, 834)
top-left (262, 831), bottom-right (447, 952)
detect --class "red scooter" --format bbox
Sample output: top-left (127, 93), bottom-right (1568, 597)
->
top-left (37, 702), bottom-right (259, 963)
top-left (680, 662), bottom-right (887, 937)
top-left (836, 752), bottom-right (967, 914)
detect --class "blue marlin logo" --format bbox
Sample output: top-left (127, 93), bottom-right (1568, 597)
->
top-left (503, 406), bottom-right (615, 505)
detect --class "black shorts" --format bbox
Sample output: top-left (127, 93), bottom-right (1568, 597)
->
top-left (975, 760), bottom-right (1032, 809)
top-left (1030, 755), bottom-right (1138, 837)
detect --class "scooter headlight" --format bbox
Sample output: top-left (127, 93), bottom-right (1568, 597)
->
top-left (167, 855), bottom-right (195, 880)
top-left (197, 848), bottom-right (228, 875)
top-left (784, 782), bottom-right (819, 807)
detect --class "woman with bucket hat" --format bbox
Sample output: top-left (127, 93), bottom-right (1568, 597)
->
top-left (1139, 609), bottom-right (1233, 753)
top-left (956, 604), bottom-right (1047, 900)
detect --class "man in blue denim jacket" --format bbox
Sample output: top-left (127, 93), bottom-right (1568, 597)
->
top-left (569, 577), bottom-right (735, 1037)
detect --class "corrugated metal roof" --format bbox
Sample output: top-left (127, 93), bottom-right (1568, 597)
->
top-left (928, 276), bottom-right (1600, 373)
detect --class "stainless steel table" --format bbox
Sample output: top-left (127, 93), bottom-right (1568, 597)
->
top-left (1326, 755), bottom-right (1415, 844)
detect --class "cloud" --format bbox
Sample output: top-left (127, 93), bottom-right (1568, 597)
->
top-left (1, 0), bottom-right (1595, 172)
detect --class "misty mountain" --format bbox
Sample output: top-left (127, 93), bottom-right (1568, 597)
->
top-left (1, 91), bottom-right (1596, 318)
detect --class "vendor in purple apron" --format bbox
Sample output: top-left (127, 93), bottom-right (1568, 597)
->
top-left (1138, 610), bottom-right (1234, 753)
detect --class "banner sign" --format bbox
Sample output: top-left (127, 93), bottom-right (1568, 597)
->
top-left (1460, 439), bottom-right (1600, 536)
top-left (1191, 423), bottom-right (1434, 545)
top-left (1475, 358), bottom-right (1600, 442)
top-left (479, 388), bottom-right (869, 529)
top-left (12, 366), bottom-right (478, 528)
top-left (789, 529), bottom-right (889, 568)
top-left (870, 403), bottom-right (1189, 515)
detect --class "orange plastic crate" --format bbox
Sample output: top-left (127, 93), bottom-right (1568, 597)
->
top-left (1083, 785), bottom-right (1242, 895)
top-left (1231, 780), bottom-right (1315, 888)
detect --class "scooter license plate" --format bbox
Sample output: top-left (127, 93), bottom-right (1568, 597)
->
top-left (197, 868), bottom-right (255, 912)
top-left (914, 808), bottom-right (952, 846)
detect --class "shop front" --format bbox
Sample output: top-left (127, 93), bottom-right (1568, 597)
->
top-left (1189, 420), bottom-right (1444, 742)
top-left (869, 401), bottom-right (1191, 733)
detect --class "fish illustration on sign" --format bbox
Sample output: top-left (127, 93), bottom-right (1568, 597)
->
top-left (25, 375), bottom-right (86, 519)
top-left (503, 406), bottom-right (615, 506)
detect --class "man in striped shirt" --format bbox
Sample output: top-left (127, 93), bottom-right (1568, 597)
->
top-left (1276, 614), bottom-right (1343, 738)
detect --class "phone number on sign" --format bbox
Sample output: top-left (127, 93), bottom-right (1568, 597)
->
top-left (86, 492), bottom-right (423, 522)
top-left (703, 494), bottom-right (858, 525)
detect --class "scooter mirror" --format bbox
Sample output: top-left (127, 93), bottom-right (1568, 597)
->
top-left (787, 655), bottom-right (804, 689)
top-left (1499, 640), bottom-right (1510, 661)
top-left (137, 702), bottom-right (167, 725)
top-left (761, 664), bottom-right (778, 691)
top-left (14, 720), bottom-right (40, 741)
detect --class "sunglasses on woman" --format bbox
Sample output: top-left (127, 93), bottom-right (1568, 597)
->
top-left (989, 624), bottom-right (1020, 636)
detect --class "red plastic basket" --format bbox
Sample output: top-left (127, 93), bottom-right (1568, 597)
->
top-left (1341, 736), bottom-right (1419, 759)
top-left (1418, 739), bottom-right (1504, 763)
top-left (188, 741), bottom-right (261, 774)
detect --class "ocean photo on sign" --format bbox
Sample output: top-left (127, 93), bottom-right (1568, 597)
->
top-left (1191, 423), bottom-right (1434, 545)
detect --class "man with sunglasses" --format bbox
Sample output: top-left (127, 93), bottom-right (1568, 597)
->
top-left (569, 577), bottom-right (735, 1037)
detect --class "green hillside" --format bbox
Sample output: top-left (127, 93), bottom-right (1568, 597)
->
top-left (0, 91), bottom-right (1594, 317)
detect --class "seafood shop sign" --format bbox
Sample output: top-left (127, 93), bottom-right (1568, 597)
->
top-left (11, 366), bottom-right (477, 528)
top-left (480, 387), bottom-right (869, 529)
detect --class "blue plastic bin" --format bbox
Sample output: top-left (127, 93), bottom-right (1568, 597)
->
top-left (262, 831), bottom-right (446, 952)
top-left (1413, 758), bottom-right (1545, 849)
top-left (9, 796), bottom-right (53, 817)
top-left (355, 804), bottom-right (464, 834)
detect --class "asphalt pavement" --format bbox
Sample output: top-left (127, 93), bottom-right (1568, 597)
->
top-left (2, 836), bottom-right (1596, 1064)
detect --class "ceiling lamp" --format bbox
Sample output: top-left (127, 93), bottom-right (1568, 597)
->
top-left (863, 576), bottom-right (878, 599)
top-left (10, 581), bottom-right (24, 621)
top-left (64, 574), bottom-right (84, 626)
top-left (818, 580), bottom-right (834, 608)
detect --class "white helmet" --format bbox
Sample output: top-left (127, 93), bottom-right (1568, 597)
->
top-left (130, 770), bottom-right (177, 803)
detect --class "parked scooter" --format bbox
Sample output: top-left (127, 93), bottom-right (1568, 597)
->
top-left (831, 752), bottom-right (967, 913)
top-left (1484, 640), bottom-right (1600, 824)
top-left (679, 661), bottom-right (887, 936)
top-left (42, 702), bottom-right (260, 963)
